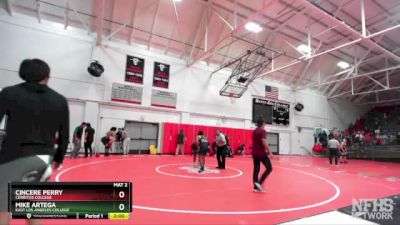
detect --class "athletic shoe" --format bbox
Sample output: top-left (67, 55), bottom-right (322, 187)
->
top-left (254, 182), bottom-right (264, 192)
top-left (253, 188), bottom-right (261, 192)
top-left (198, 169), bottom-right (204, 173)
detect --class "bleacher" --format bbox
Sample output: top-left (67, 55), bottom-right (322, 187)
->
top-left (346, 105), bottom-right (400, 162)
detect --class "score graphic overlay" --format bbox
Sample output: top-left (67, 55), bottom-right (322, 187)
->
top-left (9, 182), bottom-right (132, 220)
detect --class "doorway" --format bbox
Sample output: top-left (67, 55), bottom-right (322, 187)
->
top-left (268, 132), bottom-right (280, 154)
top-left (125, 121), bottom-right (159, 154)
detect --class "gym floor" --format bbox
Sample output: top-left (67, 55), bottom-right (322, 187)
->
top-left (10, 155), bottom-right (400, 225)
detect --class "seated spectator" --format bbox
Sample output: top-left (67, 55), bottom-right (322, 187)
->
top-left (312, 143), bottom-right (323, 154)
top-left (236, 144), bottom-right (246, 155)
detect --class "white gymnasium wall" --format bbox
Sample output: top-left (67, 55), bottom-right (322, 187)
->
top-left (0, 12), bottom-right (368, 154)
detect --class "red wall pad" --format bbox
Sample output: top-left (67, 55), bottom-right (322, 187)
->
top-left (244, 129), bottom-right (253, 155)
top-left (162, 123), bottom-right (180, 154)
top-left (162, 123), bottom-right (255, 155)
top-left (179, 124), bottom-right (193, 154)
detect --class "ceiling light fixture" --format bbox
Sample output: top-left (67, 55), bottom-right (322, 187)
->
top-left (337, 61), bottom-right (350, 69)
top-left (245, 22), bottom-right (263, 33)
top-left (296, 44), bottom-right (311, 54)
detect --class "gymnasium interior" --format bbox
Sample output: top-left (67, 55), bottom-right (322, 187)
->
top-left (0, 0), bottom-right (399, 224)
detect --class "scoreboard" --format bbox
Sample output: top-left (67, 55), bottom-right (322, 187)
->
top-left (252, 98), bottom-right (290, 126)
top-left (9, 182), bottom-right (132, 220)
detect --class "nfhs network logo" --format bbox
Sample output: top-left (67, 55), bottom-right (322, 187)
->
top-left (351, 198), bottom-right (395, 220)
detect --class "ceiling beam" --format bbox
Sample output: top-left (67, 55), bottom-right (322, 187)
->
top-left (172, 0), bottom-right (187, 59)
top-left (108, 0), bottom-right (117, 38)
top-left (233, 0), bottom-right (237, 29)
top-left (207, 9), bottom-right (230, 65)
top-left (188, 0), bottom-right (279, 67)
top-left (213, 7), bottom-right (233, 31)
top-left (71, 8), bottom-right (89, 34)
top-left (104, 23), bottom-right (127, 44)
top-left (348, 85), bottom-right (400, 97)
top-left (300, 64), bottom-right (400, 90)
top-left (147, 0), bottom-right (161, 50)
top-left (35, 0), bottom-right (41, 23)
top-left (259, 38), bottom-right (361, 79)
top-left (4, 0), bottom-right (13, 16)
top-left (329, 82), bottom-right (384, 99)
top-left (327, 17), bottom-right (399, 97)
top-left (258, 15), bottom-right (400, 82)
top-left (164, 24), bottom-right (175, 55)
top-left (63, 0), bottom-right (69, 29)
top-left (326, 67), bottom-right (355, 96)
top-left (366, 75), bottom-right (388, 89)
top-left (188, 6), bottom-right (208, 64)
top-left (299, 0), bottom-right (400, 62)
top-left (128, 0), bottom-right (138, 45)
top-left (358, 98), bottom-right (400, 106)
top-left (95, 0), bottom-right (105, 45)
top-left (352, 66), bottom-right (398, 103)
top-left (324, 45), bottom-right (359, 95)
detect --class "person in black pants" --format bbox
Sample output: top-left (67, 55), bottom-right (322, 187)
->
top-left (0, 59), bottom-right (69, 225)
top-left (328, 135), bottom-right (340, 165)
top-left (252, 117), bottom-right (273, 192)
top-left (84, 123), bottom-right (95, 157)
top-left (215, 130), bottom-right (227, 169)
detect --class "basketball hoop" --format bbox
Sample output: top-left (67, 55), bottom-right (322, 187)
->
top-left (228, 93), bottom-right (236, 104)
top-left (230, 97), bottom-right (236, 104)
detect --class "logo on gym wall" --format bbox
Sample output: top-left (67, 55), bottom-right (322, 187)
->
top-left (125, 55), bottom-right (145, 84)
top-left (179, 166), bottom-right (220, 174)
top-left (153, 61), bottom-right (170, 89)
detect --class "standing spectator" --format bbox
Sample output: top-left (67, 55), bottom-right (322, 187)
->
top-left (252, 117), bottom-right (273, 192)
top-left (215, 130), bottom-right (227, 169)
top-left (175, 130), bottom-right (186, 155)
top-left (0, 59), bottom-right (69, 225)
top-left (339, 139), bottom-right (348, 163)
top-left (355, 131), bottom-right (366, 157)
top-left (71, 122), bottom-right (86, 158)
top-left (236, 144), bottom-right (246, 155)
top-left (328, 135), bottom-right (340, 165)
top-left (319, 131), bottom-right (328, 149)
top-left (121, 128), bottom-right (130, 155)
top-left (84, 123), bottom-right (95, 157)
top-left (105, 127), bottom-right (116, 156)
top-left (196, 131), bottom-right (209, 173)
top-left (115, 128), bottom-right (123, 153)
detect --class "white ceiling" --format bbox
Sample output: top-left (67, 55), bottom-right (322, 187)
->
top-left (1, 0), bottom-right (400, 105)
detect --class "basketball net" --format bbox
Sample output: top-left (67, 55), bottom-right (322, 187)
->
top-left (229, 93), bottom-right (236, 104)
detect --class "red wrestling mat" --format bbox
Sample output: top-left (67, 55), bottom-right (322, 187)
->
top-left (10, 155), bottom-right (400, 225)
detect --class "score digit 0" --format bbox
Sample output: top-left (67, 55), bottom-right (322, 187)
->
top-left (119, 191), bottom-right (125, 198)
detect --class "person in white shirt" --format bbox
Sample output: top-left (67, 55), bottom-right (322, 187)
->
top-left (339, 139), bottom-right (348, 163)
top-left (215, 130), bottom-right (227, 169)
top-left (121, 128), bottom-right (130, 155)
top-left (328, 135), bottom-right (340, 165)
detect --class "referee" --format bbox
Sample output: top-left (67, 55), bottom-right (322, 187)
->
top-left (0, 59), bottom-right (69, 225)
